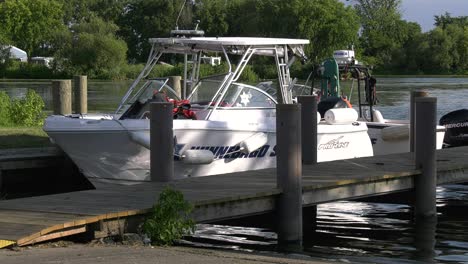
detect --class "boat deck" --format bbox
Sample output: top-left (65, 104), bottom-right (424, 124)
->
top-left (1, 146), bottom-right (468, 248)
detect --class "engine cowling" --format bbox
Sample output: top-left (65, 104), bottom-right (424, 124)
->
top-left (439, 109), bottom-right (468, 147)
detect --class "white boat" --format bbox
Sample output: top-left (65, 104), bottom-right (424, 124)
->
top-left (316, 52), bottom-right (445, 155)
top-left (44, 33), bottom-right (373, 183)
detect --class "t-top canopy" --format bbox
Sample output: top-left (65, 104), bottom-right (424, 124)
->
top-left (149, 37), bottom-right (309, 46)
top-left (148, 37), bottom-right (309, 56)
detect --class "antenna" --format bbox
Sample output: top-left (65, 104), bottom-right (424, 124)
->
top-left (175, 0), bottom-right (187, 30)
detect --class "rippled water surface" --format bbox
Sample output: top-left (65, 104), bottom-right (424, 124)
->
top-left (182, 184), bottom-right (468, 263)
top-left (2, 77), bottom-right (468, 263)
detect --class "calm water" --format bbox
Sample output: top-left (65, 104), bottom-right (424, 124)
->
top-left (0, 79), bottom-right (132, 113)
top-left (2, 77), bottom-right (468, 263)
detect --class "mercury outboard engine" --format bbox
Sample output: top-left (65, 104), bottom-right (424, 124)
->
top-left (439, 109), bottom-right (468, 147)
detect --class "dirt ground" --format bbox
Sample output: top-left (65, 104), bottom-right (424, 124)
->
top-left (0, 243), bottom-right (339, 264)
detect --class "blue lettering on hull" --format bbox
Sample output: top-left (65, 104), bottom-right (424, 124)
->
top-left (189, 145), bottom-right (273, 160)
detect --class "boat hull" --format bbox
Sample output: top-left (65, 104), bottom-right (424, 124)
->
top-left (367, 122), bottom-right (445, 155)
top-left (44, 115), bottom-right (373, 183)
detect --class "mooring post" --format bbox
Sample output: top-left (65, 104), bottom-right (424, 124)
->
top-left (276, 104), bottom-right (303, 246)
top-left (52, 80), bottom-right (72, 115)
top-left (168, 76), bottom-right (182, 99)
top-left (297, 96), bottom-right (318, 237)
top-left (297, 95), bottom-right (318, 165)
top-left (414, 97), bottom-right (437, 218)
top-left (150, 102), bottom-right (174, 182)
top-left (414, 214), bottom-right (437, 261)
top-left (410, 90), bottom-right (428, 152)
top-left (73, 75), bottom-right (88, 114)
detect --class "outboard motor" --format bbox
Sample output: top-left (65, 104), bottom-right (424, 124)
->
top-left (318, 96), bottom-right (350, 117)
top-left (439, 109), bottom-right (468, 147)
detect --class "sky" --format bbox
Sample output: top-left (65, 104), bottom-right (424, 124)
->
top-left (399, 0), bottom-right (468, 32)
top-left (341, 0), bottom-right (468, 32)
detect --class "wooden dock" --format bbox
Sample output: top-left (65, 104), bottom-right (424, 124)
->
top-left (0, 146), bottom-right (468, 248)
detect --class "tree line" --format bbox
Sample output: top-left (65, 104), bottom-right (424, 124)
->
top-left (0, 0), bottom-right (466, 79)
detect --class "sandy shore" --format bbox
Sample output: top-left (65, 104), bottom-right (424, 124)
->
top-left (0, 243), bottom-right (340, 264)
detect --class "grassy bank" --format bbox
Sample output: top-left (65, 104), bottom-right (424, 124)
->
top-left (0, 127), bottom-right (52, 149)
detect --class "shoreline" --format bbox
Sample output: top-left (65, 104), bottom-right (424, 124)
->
top-left (0, 242), bottom-right (337, 264)
top-left (1, 75), bottom-right (468, 82)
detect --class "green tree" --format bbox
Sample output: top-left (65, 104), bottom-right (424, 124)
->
top-left (118, 0), bottom-right (192, 62)
top-left (252, 0), bottom-right (359, 63)
top-left (195, 0), bottom-right (229, 36)
top-left (351, 0), bottom-right (404, 68)
top-left (0, 0), bottom-right (65, 58)
top-left (435, 12), bottom-right (468, 29)
top-left (0, 29), bottom-right (10, 64)
top-left (225, 0), bottom-right (259, 36)
top-left (295, 0), bottom-right (360, 63)
top-left (390, 21), bottom-right (425, 74)
top-left (430, 13), bottom-right (468, 73)
top-left (426, 28), bottom-right (454, 73)
top-left (58, 0), bottom-right (128, 25)
top-left (58, 16), bottom-right (128, 79)
top-left (421, 23), bottom-right (468, 74)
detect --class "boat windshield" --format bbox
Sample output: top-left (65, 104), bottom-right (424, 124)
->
top-left (117, 78), bottom-right (180, 119)
top-left (188, 74), bottom-right (227, 107)
top-left (188, 75), bottom-right (277, 109)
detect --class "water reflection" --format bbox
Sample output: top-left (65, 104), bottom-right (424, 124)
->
top-left (181, 184), bottom-right (468, 263)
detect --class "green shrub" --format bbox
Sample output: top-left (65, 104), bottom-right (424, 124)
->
top-left (0, 91), bottom-right (12, 126)
top-left (238, 64), bottom-right (259, 83)
top-left (0, 60), bottom-right (67, 79)
top-left (122, 63), bottom-right (145, 79)
top-left (9, 89), bottom-right (46, 126)
top-left (142, 187), bottom-right (195, 246)
top-left (199, 63), bottom-right (229, 78)
top-left (150, 63), bottom-right (180, 78)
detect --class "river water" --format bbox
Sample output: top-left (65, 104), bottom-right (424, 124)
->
top-left (1, 77), bottom-right (468, 263)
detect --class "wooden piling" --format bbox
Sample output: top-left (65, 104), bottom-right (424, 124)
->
top-left (414, 215), bottom-right (437, 261)
top-left (150, 102), bottom-right (174, 182)
top-left (410, 90), bottom-right (428, 152)
top-left (276, 104), bottom-right (302, 246)
top-left (297, 95), bottom-right (318, 165)
top-left (414, 97), bottom-right (437, 218)
top-left (52, 80), bottom-right (72, 115)
top-left (73, 75), bottom-right (88, 114)
top-left (168, 76), bottom-right (182, 99)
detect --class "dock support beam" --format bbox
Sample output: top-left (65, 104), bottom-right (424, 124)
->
top-left (150, 102), bottom-right (174, 182)
top-left (414, 97), bottom-right (437, 217)
top-left (74, 75), bottom-right (88, 114)
top-left (52, 80), bottom-right (72, 115)
top-left (410, 91), bottom-right (428, 152)
top-left (276, 104), bottom-right (302, 246)
top-left (297, 96), bottom-right (318, 165)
